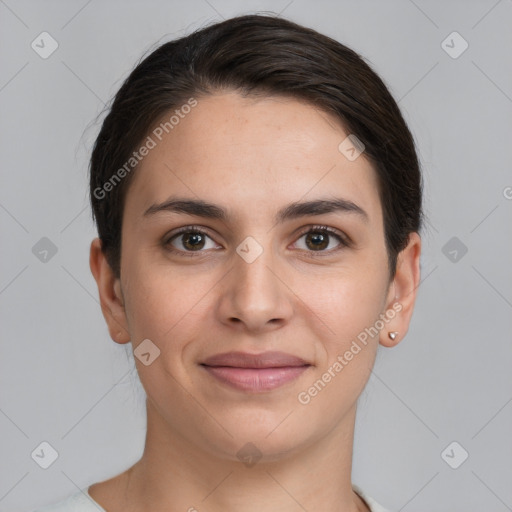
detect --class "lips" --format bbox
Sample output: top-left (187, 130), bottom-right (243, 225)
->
top-left (200, 351), bottom-right (311, 392)
top-left (202, 351), bottom-right (309, 368)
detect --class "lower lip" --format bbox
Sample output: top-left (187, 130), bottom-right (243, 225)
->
top-left (201, 365), bottom-right (310, 392)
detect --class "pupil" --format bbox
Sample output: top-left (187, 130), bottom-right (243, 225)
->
top-left (185, 233), bottom-right (204, 250)
top-left (307, 232), bottom-right (327, 250)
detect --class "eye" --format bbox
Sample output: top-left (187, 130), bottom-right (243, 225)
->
top-left (293, 225), bottom-right (349, 254)
top-left (164, 227), bottom-right (219, 255)
top-left (163, 224), bottom-right (350, 257)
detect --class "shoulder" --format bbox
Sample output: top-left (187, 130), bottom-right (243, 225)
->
top-left (31, 489), bottom-right (106, 512)
top-left (353, 484), bottom-right (393, 512)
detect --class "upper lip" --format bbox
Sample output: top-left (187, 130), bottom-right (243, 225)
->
top-left (201, 351), bottom-right (310, 369)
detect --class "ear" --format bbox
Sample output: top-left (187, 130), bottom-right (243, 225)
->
top-left (89, 238), bottom-right (131, 344)
top-left (379, 232), bottom-right (421, 348)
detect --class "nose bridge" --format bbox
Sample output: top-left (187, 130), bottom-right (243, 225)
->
top-left (235, 234), bottom-right (279, 300)
top-left (219, 234), bottom-right (291, 329)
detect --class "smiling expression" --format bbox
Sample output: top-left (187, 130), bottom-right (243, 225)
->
top-left (100, 90), bottom-right (405, 460)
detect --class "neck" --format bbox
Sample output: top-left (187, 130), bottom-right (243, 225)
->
top-left (115, 399), bottom-right (369, 512)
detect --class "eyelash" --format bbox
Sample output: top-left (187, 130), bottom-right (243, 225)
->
top-left (163, 224), bottom-right (350, 258)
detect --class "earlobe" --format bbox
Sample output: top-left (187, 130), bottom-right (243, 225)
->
top-left (379, 232), bottom-right (421, 348)
top-left (89, 238), bottom-right (131, 345)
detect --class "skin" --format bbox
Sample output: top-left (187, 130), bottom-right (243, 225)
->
top-left (89, 91), bottom-right (421, 512)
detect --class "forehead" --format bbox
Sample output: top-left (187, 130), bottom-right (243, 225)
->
top-left (123, 91), bottom-right (382, 227)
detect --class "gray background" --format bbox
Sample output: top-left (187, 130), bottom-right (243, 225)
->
top-left (1, 0), bottom-right (511, 511)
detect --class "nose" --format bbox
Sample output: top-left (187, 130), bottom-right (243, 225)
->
top-left (215, 239), bottom-right (294, 333)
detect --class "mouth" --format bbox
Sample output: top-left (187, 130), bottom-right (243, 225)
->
top-left (200, 351), bottom-right (312, 392)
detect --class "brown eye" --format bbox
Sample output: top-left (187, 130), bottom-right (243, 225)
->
top-left (181, 232), bottom-right (206, 250)
top-left (305, 232), bottom-right (329, 250)
top-left (165, 228), bottom-right (219, 254)
top-left (294, 226), bottom-right (348, 253)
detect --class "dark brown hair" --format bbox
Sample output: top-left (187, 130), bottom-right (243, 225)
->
top-left (89, 14), bottom-right (423, 279)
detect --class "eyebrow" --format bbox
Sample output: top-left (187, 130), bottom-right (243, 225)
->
top-left (143, 196), bottom-right (369, 224)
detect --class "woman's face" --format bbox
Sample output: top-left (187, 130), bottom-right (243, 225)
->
top-left (95, 91), bottom-right (419, 462)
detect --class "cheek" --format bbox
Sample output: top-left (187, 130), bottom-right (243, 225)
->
top-left (121, 266), bottom-right (212, 406)
top-left (294, 273), bottom-right (386, 423)
top-left (300, 263), bottom-right (388, 345)
top-left (121, 253), bottom-right (218, 354)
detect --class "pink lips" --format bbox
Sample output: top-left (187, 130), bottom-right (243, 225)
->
top-left (200, 351), bottom-right (311, 392)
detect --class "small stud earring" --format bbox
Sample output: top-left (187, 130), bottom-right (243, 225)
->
top-left (388, 331), bottom-right (398, 341)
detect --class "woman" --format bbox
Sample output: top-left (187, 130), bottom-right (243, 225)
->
top-left (36, 13), bottom-right (422, 512)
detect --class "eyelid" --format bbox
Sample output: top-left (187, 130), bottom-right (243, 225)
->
top-left (294, 224), bottom-right (351, 245)
top-left (165, 224), bottom-right (215, 240)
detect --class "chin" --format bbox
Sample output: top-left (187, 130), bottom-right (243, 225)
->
top-left (193, 409), bottom-right (321, 464)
